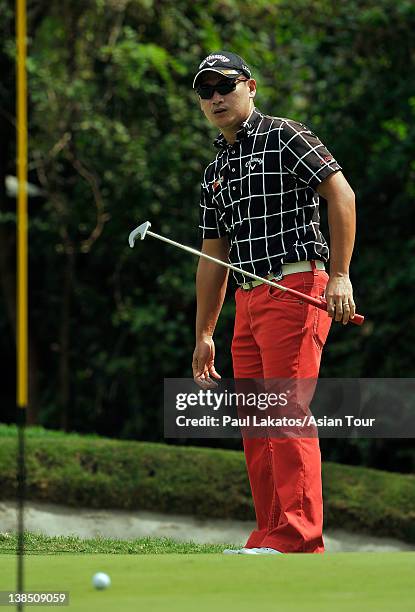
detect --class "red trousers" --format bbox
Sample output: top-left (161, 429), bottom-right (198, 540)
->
top-left (231, 262), bottom-right (332, 553)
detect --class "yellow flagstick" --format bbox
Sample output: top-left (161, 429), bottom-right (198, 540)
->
top-left (16, 0), bottom-right (28, 604)
top-left (17, 0), bottom-right (28, 408)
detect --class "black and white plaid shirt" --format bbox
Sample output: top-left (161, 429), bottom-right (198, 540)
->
top-left (199, 107), bottom-right (342, 284)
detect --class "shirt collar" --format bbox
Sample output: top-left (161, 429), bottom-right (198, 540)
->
top-left (213, 107), bottom-right (263, 149)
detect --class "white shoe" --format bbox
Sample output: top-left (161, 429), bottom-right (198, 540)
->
top-left (223, 548), bottom-right (250, 555)
top-left (242, 547), bottom-right (282, 555)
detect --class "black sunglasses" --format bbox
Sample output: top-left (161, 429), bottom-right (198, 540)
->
top-left (196, 77), bottom-right (248, 100)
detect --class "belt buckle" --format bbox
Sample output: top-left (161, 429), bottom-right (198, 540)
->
top-left (242, 280), bottom-right (254, 291)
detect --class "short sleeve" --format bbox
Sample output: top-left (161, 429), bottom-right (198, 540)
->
top-left (280, 120), bottom-right (342, 190)
top-left (199, 182), bottom-right (228, 239)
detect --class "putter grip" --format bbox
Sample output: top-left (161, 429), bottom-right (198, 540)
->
top-left (315, 297), bottom-right (364, 326)
top-left (278, 285), bottom-right (365, 326)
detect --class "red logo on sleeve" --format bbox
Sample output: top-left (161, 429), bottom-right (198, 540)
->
top-left (213, 176), bottom-right (224, 190)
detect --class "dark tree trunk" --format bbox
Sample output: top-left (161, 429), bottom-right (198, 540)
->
top-left (59, 250), bottom-right (75, 431)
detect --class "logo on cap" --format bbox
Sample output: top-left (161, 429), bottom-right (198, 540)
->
top-left (199, 54), bottom-right (231, 69)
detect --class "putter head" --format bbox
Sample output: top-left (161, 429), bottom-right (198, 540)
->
top-left (128, 221), bottom-right (151, 248)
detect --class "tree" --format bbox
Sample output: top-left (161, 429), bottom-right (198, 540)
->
top-left (1, 0), bottom-right (414, 471)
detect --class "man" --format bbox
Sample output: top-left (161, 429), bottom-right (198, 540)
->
top-left (191, 51), bottom-right (356, 554)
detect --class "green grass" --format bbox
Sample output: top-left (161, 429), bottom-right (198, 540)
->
top-left (1, 424), bottom-right (415, 542)
top-left (0, 425), bottom-right (101, 439)
top-left (0, 532), bottom-right (234, 555)
top-left (0, 552), bottom-right (413, 612)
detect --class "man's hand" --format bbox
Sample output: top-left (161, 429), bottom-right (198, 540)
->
top-left (317, 171), bottom-right (356, 325)
top-left (192, 336), bottom-right (221, 388)
top-left (325, 274), bottom-right (356, 325)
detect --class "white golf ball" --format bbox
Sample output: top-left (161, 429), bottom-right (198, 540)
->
top-left (92, 572), bottom-right (111, 590)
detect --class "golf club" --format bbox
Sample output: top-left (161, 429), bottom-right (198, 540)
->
top-left (128, 221), bottom-right (364, 326)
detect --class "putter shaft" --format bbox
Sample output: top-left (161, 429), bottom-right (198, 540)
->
top-left (129, 222), bottom-right (364, 326)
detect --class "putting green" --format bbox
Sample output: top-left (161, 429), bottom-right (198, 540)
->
top-left (0, 553), bottom-right (413, 611)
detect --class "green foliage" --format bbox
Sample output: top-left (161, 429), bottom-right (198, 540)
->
top-left (1, 427), bottom-right (415, 542)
